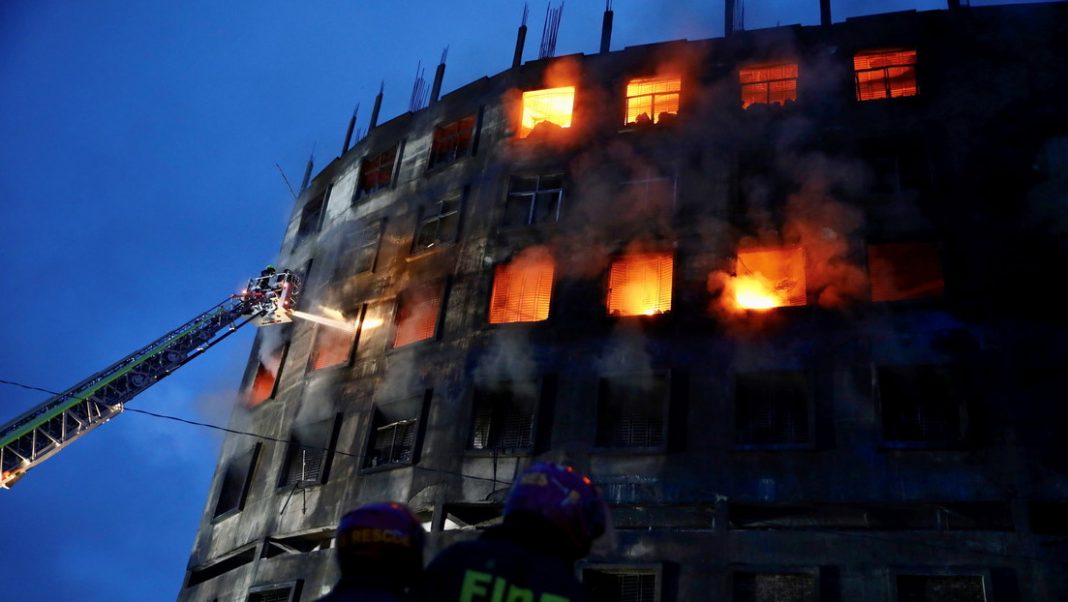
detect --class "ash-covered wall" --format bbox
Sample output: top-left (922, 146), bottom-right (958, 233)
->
top-left (181, 3), bottom-right (1068, 601)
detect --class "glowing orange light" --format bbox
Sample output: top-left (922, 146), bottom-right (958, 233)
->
top-left (732, 247), bottom-right (807, 311)
top-left (520, 87), bottom-right (575, 138)
top-left (394, 289), bottom-right (442, 347)
top-left (247, 363), bottom-right (276, 406)
top-left (607, 253), bottom-right (673, 317)
top-left (739, 62), bottom-right (798, 109)
top-left (310, 327), bottom-right (353, 371)
top-left (625, 76), bottom-right (680, 125)
top-left (489, 250), bottom-right (555, 323)
top-left (854, 49), bottom-right (917, 101)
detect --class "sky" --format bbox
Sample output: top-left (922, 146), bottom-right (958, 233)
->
top-left (0, 1), bottom-right (1046, 600)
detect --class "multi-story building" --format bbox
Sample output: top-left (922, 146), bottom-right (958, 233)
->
top-left (180, 2), bottom-right (1068, 600)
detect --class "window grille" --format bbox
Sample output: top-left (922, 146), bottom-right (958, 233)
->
top-left (878, 365), bottom-right (963, 445)
top-left (867, 242), bottom-right (944, 302)
top-left (357, 146), bottom-right (397, 196)
top-left (584, 568), bottom-right (658, 602)
top-left (735, 371), bottom-right (811, 446)
top-left (504, 175), bottom-right (564, 226)
top-left (366, 418), bottom-right (417, 467)
top-left (393, 286), bottom-right (442, 347)
top-left (489, 251), bottom-right (555, 323)
top-left (429, 115), bottom-right (476, 168)
top-left (732, 572), bottom-right (817, 602)
top-left (625, 76), bottom-right (680, 125)
top-left (596, 375), bottom-right (669, 448)
top-left (279, 418), bottom-right (337, 487)
top-left (520, 87), bottom-right (574, 138)
top-left (309, 325), bottom-right (354, 371)
top-left (606, 253), bottom-right (673, 316)
top-left (854, 49), bottom-right (918, 101)
top-left (469, 385), bottom-right (537, 451)
top-left (414, 197), bottom-right (461, 251)
top-left (896, 575), bottom-right (986, 602)
top-left (739, 63), bottom-right (799, 108)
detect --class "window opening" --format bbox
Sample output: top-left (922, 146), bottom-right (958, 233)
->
top-left (393, 285), bottom-right (443, 347)
top-left (363, 394), bottom-right (427, 469)
top-left (607, 253), bottom-right (673, 316)
top-left (733, 246), bottom-right (807, 310)
top-left (896, 575), bottom-right (986, 602)
top-left (489, 249), bottom-right (555, 324)
top-left (596, 374), bottom-right (669, 448)
top-left (739, 62), bottom-right (798, 109)
top-left (735, 371), bottom-right (811, 446)
top-left (854, 49), bottom-right (918, 101)
top-left (867, 242), bottom-right (944, 302)
top-left (357, 146), bottom-right (398, 196)
top-left (583, 568), bottom-right (658, 602)
top-left (279, 416), bottom-right (339, 487)
top-left (296, 193), bottom-right (326, 245)
top-left (247, 582), bottom-right (302, 602)
top-left (877, 364), bottom-right (964, 446)
top-left (625, 76), bottom-right (680, 126)
top-left (309, 325), bottom-right (354, 371)
top-left (732, 571), bottom-right (817, 602)
top-left (429, 115), bottom-right (476, 168)
top-left (469, 382), bottom-right (539, 452)
top-left (186, 547), bottom-right (256, 587)
top-left (505, 175), bottom-right (564, 226)
top-left (414, 197), bottom-right (461, 252)
top-left (520, 86), bottom-right (575, 138)
top-left (336, 221), bottom-right (382, 279)
top-left (213, 444), bottom-right (260, 519)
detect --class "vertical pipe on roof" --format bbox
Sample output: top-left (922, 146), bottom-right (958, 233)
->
top-left (513, 4), bottom-right (529, 68)
top-left (299, 154), bottom-right (314, 193)
top-left (341, 105), bottom-right (357, 154)
top-left (369, 82), bottom-right (384, 130)
top-left (820, 0), bottom-right (832, 26)
top-left (600, 2), bottom-right (614, 54)
top-left (725, 0), bottom-right (736, 37)
top-left (430, 47), bottom-right (448, 106)
top-left (948, 0), bottom-right (962, 8)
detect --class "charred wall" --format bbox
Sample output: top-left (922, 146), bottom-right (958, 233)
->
top-left (181, 3), bottom-right (1068, 601)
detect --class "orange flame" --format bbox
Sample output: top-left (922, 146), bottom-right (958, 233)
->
top-left (607, 253), bottom-right (673, 317)
top-left (725, 247), bottom-right (807, 312)
top-left (520, 87), bottom-right (575, 138)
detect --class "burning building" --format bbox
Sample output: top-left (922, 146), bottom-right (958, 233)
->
top-left (181, 2), bottom-right (1068, 600)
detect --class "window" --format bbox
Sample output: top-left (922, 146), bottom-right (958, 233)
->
top-left (735, 371), bottom-right (812, 447)
top-left (877, 364), bottom-right (965, 446)
top-left (278, 415), bottom-right (340, 488)
top-left (363, 393), bottom-right (428, 469)
top-left (739, 62), bottom-right (799, 109)
top-left (868, 242), bottom-right (944, 302)
top-left (733, 246), bottom-right (807, 310)
top-left (620, 174), bottom-right (676, 215)
top-left (625, 76), bottom-right (680, 126)
top-left (607, 253), bottom-right (673, 316)
top-left (247, 343), bottom-right (286, 407)
top-left (393, 285), bottom-right (443, 348)
top-left (308, 324), bottom-right (354, 371)
top-left (896, 575), bottom-right (986, 602)
top-left (357, 146), bottom-right (398, 196)
top-left (854, 49), bottom-right (918, 101)
top-left (296, 192), bottom-right (326, 245)
top-left (520, 86), bottom-right (575, 138)
top-left (732, 571), bottom-right (817, 602)
top-left (505, 175), bottom-right (564, 226)
top-left (336, 221), bottom-right (382, 279)
top-left (185, 547), bottom-right (256, 587)
top-left (469, 382), bottom-right (541, 452)
top-left (596, 374), bottom-right (669, 448)
top-left (247, 582), bottom-right (303, 602)
top-left (584, 567), bottom-right (659, 602)
top-left (413, 196), bottom-right (461, 252)
top-left (489, 249), bottom-right (555, 324)
top-left (262, 530), bottom-right (334, 558)
top-left (213, 444), bottom-right (260, 519)
top-left (429, 115), bottom-right (476, 168)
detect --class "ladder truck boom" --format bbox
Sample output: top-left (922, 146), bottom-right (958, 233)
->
top-left (0, 269), bottom-right (301, 489)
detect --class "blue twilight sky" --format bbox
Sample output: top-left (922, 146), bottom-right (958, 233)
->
top-left (0, 1), bottom-right (1042, 600)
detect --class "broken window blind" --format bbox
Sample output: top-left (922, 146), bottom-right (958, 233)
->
top-left (366, 418), bottom-right (417, 467)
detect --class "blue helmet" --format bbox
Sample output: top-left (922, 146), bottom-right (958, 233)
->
top-left (503, 462), bottom-right (607, 558)
top-left (335, 502), bottom-right (425, 583)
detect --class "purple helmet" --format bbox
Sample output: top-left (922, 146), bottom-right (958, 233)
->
top-left (335, 502), bottom-right (424, 582)
top-left (504, 462), bottom-right (607, 558)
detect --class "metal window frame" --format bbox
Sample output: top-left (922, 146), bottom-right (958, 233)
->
top-left (504, 173), bottom-right (565, 226)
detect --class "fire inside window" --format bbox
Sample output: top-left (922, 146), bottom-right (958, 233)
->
top-left (309, 325), bottom-right (354, 371)
top-left (428, 115), bottom-right (476, 168)
top-left (505, 175), bottom-right (564, 226)
top-left (248, 363), bottom-right (277, 406)
top-left (519, 86), bottom-right (575, 138)
top-left (414, 197), bottom-right (461, 252)
top-left (867, 242), bottom-right (944, 302)
top-left (393, 286), bottom-right (442, 347)
top-left (733, 247), bottom-right (807, 310)
top-left (739, 63), bottom-right (798, 109)
top-left (357, 146), bottom-right (397, 196)
top-left (489, 252), bottom-right (555, 323)
top-left (606, 253), bottom-right (673, 316)
top-left (854, 49), bottom-right (918, 101)
top-left (625, 76), bottom-right (680, 126)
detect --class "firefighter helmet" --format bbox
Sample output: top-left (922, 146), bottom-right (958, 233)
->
top-left (503, 462), bottom-right (607, 559)
top-left (334, 502), bottom-right (425, 583)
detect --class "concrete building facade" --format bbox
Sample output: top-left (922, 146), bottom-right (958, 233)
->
top-left (181, 3), bottom-right (1068, 600)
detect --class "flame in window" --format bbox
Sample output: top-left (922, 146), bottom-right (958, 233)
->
top-left (394, 287), bottom-right (442, 347)
top-left (625, 76), bottom-right (680, 125)
top-left (854, 49), bottom-right (917, 101)
top-left (739, 63), bottom-right (798, 109)
top-left (520, 87), bottom-right (575, 138)
top-left (309, 327), bottom-right (353, 371)
top-left (248, 363), bottom-right (276, 407)
top-left (867, 242), bottom-right (943, 302)
top-left (607, 253), bottom-right (673, 316)
top-left (489, 248), bottom-right (555, 323)
top-left (733, 247), bottom-right (807, 310)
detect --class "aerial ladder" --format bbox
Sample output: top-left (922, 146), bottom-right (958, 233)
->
top-left (0, 269), bottom-right (302, 489)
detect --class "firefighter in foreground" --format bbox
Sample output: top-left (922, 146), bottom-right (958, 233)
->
top-left (423, 462), bottom-right (608, 602)
top-left (317, 502), bottom-right (426, 602)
